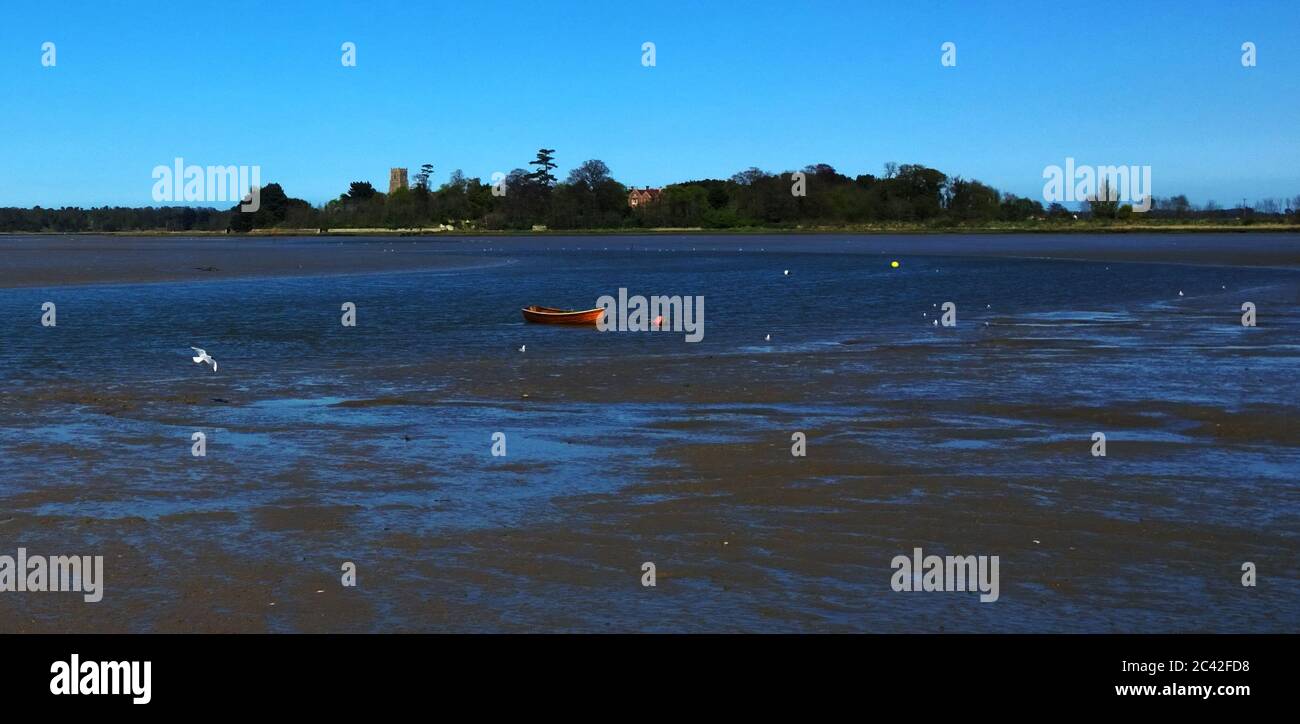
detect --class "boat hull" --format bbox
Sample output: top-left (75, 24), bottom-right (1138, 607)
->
top-left (521, 306), bottom-right (604, 325)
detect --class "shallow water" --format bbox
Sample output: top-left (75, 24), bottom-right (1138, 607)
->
top-left (0, 236), bottom-right (1297, 632)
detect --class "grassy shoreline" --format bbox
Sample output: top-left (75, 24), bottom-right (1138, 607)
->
top-left (3, 222), bottom-right (1299, 237)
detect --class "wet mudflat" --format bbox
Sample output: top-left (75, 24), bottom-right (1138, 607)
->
top-left (0, 234), bottom-right (1296, 631)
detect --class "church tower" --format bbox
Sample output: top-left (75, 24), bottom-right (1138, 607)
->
top-left (388, 168), bottom-right (409, 194)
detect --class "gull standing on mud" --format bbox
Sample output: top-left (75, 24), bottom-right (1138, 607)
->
top-left (191, 347), bottom-right (217, 372)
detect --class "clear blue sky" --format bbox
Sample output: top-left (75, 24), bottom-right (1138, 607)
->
top-left (1, 0), bottom-right (1296, 207)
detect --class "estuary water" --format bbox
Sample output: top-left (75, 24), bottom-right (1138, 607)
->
top-left (0, 234), bottom-right (1296, 632)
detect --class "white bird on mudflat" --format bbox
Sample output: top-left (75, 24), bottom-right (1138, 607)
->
top-left (190, 347), bottom-right (217, 372)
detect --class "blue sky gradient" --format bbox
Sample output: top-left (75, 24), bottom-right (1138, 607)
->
top-left (1, 0), bottom-right (1296, 207)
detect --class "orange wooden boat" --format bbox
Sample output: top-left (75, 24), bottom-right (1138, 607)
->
top-left (521, 305), bottom-right (604, 325)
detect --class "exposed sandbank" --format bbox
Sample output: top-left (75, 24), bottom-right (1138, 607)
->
top-left (1, 233), bottom-right (1297, 290)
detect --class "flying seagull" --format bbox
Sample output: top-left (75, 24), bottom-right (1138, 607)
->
top-left (191, 347), bottom-right (217, 372)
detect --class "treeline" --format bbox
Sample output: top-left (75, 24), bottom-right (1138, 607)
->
top-left (2, 153), bottom-right (1297, 232)
top-left (0, 206), bottom-right (230, 232)
top-left (312, 153), bottom-right (633, 231)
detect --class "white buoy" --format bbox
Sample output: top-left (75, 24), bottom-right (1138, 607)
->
top-left (519, 345), bottom-right (526, 353)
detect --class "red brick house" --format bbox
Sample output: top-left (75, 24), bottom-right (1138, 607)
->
top-left (628, 187), bottom-right (662, 208)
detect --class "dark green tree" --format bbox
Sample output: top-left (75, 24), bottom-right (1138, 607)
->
top-left (999, 193), bottom-right (1044, 221)
top-left (947, 177), bottom-right (1001, 221)
top-left (1085, 177), bottom-right (1120, 219)
top-left (565, 159), bottom-right (611, 189)
top-left (342, 181), bottom-right (378, 202)
top-left (414, 163), bottom-right (434, 191)
top-left (528, 149), bottom-right (558, 186)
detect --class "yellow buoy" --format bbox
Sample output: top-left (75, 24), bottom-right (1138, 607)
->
top-left (890, 260), bottom-right (900, 268)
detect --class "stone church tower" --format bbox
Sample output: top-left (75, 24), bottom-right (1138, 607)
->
top-left (388, 168), bottom-right (409, 194)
